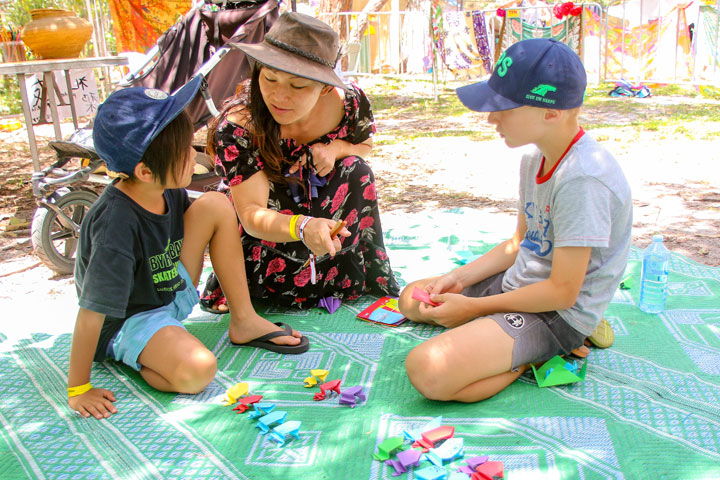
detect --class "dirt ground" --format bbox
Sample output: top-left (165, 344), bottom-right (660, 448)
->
top-left (1, 80), bottom-right (719, 285)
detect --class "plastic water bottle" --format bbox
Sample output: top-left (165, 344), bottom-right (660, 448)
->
top-left (639, 235), bottom-right (670, 313)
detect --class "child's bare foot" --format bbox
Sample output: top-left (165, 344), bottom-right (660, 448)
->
top-left (228, 312), bottom-right (303, 347)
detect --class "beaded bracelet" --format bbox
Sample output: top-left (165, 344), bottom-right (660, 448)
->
top-left (68, 382), bottom-right (92, 397)
top-left (289, 214), bottom-right (301, 241)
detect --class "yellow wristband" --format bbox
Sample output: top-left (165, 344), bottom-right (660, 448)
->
top-left (289, 214), bottom-right (301, 241)
top-left (68, 382), bottom-right (92, 397)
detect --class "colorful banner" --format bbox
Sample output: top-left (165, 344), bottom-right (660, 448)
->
top-left (694, 5), bottom-right (720, 81)
top-left (500, 12), bottom-right (582, 54)
top-left (590, 3), bottom-right (692, 82)
top-left (108, 0), bottom-right (191, 53)
top-left (433, 10), bottom-right (492, 78)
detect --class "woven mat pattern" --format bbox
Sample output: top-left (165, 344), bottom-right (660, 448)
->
top-left (1, 209), bottom-right (719, 479)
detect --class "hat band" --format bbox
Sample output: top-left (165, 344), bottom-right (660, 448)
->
top-left (265, 35), bottom-right (337, 68)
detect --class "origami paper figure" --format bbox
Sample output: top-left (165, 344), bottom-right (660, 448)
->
top-left (318, 296), bottom-right (342, 314)
top-left (531, 355), bottom-right (587, 387)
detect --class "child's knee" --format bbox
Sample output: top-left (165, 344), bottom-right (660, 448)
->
top-left (397, 281), bottom-right (423, 321)
top-left (405, 344), bottom-right (451, 401)
top-left (173, 349), bottom-right (217, 393)
top-left (193, 191), bottom-right (233, 213)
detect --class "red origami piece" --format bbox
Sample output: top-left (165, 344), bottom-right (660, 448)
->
top-left (313, 379), bottom-right (342, 401)
top-left (232, 394), bottom-right (263, 413)
top-left (471, 460), bottom-right (504, 480)
top-left (412, 425), bottom-right (455, 452)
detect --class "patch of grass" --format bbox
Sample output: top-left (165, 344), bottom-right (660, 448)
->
top-left (369, 92), bottom-right (467, 118)
top-left (375, 129), bottom-right (495, 145)
top-left (0, 79), bottom-right (22, 116)
top-left (700, 131), bottom-right (720, 140)
top-left (367, 77), bottom-right (720, 142)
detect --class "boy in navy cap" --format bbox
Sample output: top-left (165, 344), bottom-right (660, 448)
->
top-left (399, 39), bottom-right (632, 402)
top-left (68, 78), bottom-right (308, 419)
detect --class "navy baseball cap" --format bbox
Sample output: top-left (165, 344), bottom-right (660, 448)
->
top-left (93, 76), bottom-right (203, 175)
top-left (456, 39), bottom-right (586, 112)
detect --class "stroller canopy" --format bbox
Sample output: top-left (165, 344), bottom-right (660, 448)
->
top-left (129, 0), bottom-right (279, 128)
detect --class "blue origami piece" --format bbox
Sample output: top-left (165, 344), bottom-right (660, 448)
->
top-left (414, 465), bottom-right (447, 480)
top-left (425, 437), bottom-right (463, 466)
top-left (269, 420), bottom-right (301, 446)
top-left (285, 169), bottom-right (327, 203)
top-left (402, 416), bottom-right (443, 444)
top-left (248, 402), bottom-right (275, 419)
top-left (318, 296), bottom-right (341, 314)
top-left (256, 410), bottom-right (287, 434)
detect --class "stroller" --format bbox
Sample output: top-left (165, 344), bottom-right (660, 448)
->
top-left (30, 0), bottom-right (279, 274)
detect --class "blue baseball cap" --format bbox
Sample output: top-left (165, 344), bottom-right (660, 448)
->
top-left (456, 39), bottom-right (586, 112)
top-left (93, 76), bottom-right (203, 175)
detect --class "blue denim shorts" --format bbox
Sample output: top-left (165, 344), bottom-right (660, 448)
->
top-left (462, 272), bottom-right (586, 370)
top-left (107, 262), bottom-right (199, 371)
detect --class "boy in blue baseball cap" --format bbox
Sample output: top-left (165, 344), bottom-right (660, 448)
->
top-left (68, 78), bottom-right (308, 419)
top-left (399, 39), bottom-right (632, 402)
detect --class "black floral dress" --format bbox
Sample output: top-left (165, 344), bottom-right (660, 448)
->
top-left (201, 84), bottom-right (399, 309)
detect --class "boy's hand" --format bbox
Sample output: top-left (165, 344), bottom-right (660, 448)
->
top-left (418, 292), bottom-right (474, 329)
top-left (69, 388), bottom-right (117, 419)
top-left (426, 273), bottom-right (464, 296)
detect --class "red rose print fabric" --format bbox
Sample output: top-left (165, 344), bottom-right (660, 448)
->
top-left (200, 84), bottom-right (399, 309)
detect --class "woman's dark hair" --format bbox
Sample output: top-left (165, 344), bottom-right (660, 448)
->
top-left (205, 64), bottom-right (290, 185)
top-left (140, 110), bottom-right (194, 186)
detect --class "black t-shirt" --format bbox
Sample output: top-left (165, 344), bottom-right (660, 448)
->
top-left (74, 181), bottom-right (190, 361)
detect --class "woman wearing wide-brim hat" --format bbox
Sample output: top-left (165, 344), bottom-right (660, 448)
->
top-left (200, 12), bottom-right (399, 313)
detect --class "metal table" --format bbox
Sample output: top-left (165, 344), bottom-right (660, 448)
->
top-left (0, 56), bottom-right (128, 172)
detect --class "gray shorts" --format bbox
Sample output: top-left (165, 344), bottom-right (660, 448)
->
top-left (462, 272), bottom-right (587, 370)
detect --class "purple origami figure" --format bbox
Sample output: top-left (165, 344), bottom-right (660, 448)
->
top-left (465, 455), bottom-right (489, 469)
top-left (397, 448), bottom-right (421, 467)
top-left (318, 296), bottom-right (342, 314)
top-left (385, 459), bottom-right (407, 477)
top-left (339, 385), bottom-right (366, 408)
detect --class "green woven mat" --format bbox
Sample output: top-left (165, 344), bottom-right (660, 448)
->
top-left (1, 208), bottom-right (719, 479)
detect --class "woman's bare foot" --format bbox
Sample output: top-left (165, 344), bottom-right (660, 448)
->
top-left (228, 312), bottom-right (302, 346)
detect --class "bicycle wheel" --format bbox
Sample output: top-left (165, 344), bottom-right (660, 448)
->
top-left (31, 189), bottom-right (98, 275)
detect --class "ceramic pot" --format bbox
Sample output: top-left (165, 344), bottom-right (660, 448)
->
top-left (21, 8), bottom-right (93, 59)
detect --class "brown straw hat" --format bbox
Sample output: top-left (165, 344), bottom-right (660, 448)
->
top-left (231, 12), bottom-right (346, 90)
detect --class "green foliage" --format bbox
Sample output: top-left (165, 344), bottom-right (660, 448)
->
top-left (2, 0), bottom-right (92, 27)
top-left (0, 79), bottom-right (21, 115)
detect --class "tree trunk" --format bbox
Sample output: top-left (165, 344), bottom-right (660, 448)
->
top-left (348, 0), bottom-right (389, 45)
top-left (319, 0), bottom-right (355, 42)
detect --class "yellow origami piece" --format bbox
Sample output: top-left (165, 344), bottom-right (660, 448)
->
top-left (303, 376), bottom-right (317, 388)
top-left (310, 369), bottom-right (329, 383)
top-left (224, 382), bottom-right (249, 405)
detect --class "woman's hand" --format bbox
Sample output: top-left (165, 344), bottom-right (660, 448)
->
top-left (68, 388), bottom-right (117, 419)
top-left (287, 155), bottom-right (307, 175)
top-left (309, 142), bottom-right (341, 177)
top-left (301, 217), bottom-right (350, 257)
top-left (286, 143), bottom-right (335, 177)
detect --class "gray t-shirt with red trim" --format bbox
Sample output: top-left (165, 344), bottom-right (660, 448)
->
top-left (502, 133), bottom-right (632, 336)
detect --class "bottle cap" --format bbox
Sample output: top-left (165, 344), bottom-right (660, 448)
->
top-left (652, 234), bottom-right (663, 242)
